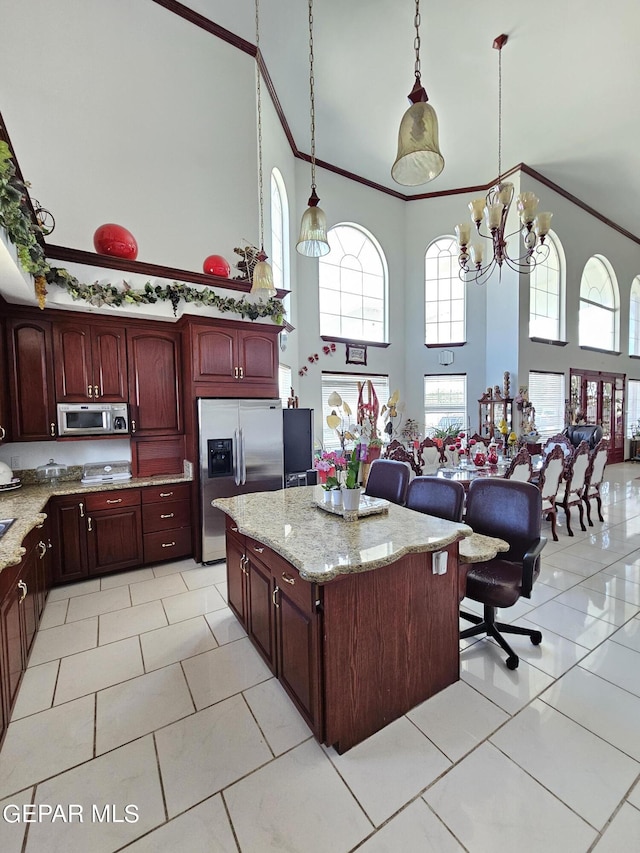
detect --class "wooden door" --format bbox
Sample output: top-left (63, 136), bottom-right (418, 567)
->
top-left (237, 329), bottom-right (278, 387)
top-left (86, 507), bottom-right (143, 575)
top-left (53, 322), bottom-right (92, 401)
top-left (7, 317), bottom-right (56, 440)
top-left (127, 328), bottom-right (182, 435)
top-left (92, 326), bottom-right (127, 401)
top-left (52, 496), bottom-right (89, 583)
top-left (247, 555), bottom-right (276, 670)
top-left (570, 370), bottom-right (624, 463)
top-left (225, 533), bottom-right (247, 627)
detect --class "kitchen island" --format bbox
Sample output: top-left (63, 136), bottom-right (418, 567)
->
top-left (214, 486), bottom-right (507, 753)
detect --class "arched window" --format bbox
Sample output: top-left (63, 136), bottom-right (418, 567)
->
top-left (425, 236), bottom-right (465, 345)
top-left (579, 256), bottom-right (619, 350)
top-left (319, 223), bottom-right (388, 343)
top-left (529, 231), bottom-right (564, 340)
top-left (629, 276), bottom-right (640, 355)
top-left (270, 168), bottom-right (288, 292)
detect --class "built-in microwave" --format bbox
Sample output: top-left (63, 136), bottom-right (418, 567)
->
top-left (56, 403), bottom-right (130, 437)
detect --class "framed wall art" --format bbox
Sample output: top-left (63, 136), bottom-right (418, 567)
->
top-left (345, 343), bottom-right (367, 365)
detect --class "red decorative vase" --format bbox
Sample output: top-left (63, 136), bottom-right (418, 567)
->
top-left (473, 451), bottom-right (487, 468)
top-left (93, 224), bottom-right (138, 260)
top-left (203, 254), bottom-right (231, 277)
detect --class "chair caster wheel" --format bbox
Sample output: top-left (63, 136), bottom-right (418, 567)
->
top-left (530, 632), bottom-right (542, 646)
top-left (506, 655), bottom-right (519, 670)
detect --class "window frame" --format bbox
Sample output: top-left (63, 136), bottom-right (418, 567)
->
top-left (629, 276), bottom-right (640, 356)
top-left (528, 230), bottom-right (565, 342)
top-left (424, 235), bottom-right (466, 346)
top-left (320, 371), bottom-right (390, 451)
top-left (270, 167), bottom-right (289, 294)
top-left (423, 374), bottom-right (467, 438)
top-left (579, 255), bottom-right (619, 351)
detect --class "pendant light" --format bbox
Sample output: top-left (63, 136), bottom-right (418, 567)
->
top-left (251, 0), bottom-right (276, 296)
top-left (391, 0), bottom-right (444, 186)
top-left (296, 0), bottom-right (330, 257)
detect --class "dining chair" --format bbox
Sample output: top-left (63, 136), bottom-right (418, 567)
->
top-left (441, 436), bottom-right (459, 467)
top-left (536, 444), bottom-right (565, 541)
top-left (467, 433), bottom-right (488, 455)
top-left (417, 437), bottom-right (442, 475)
top-left (583, 437), bottom-right (608, 525)
top-left (364, 458), bottom-right (412, 505)
top-left (383, 440), bottom-right (421, 477)
top-left (461, 479), bottom-right (546, 670)
top-left (555, 440), bottom-right (590, 535)
top-left (542, 432), bottom-right (573, 460)
top-left (504, 446), bottom-right (533, 482)
top-left (405, 476), bottom-right (465, 522)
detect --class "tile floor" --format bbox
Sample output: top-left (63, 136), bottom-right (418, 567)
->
top-left (1, 465), bottom-right (640, 851)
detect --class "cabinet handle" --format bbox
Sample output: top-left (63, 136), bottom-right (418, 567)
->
top-left (233, 366), bottom-right (239, 379)
top-left (38, 540), bottom-right (47, 559)
top-left (87, 517), bottom-right (93, 532)
top-left (0, 425), bottom-right (5, 439)
top-left (281, 572), bottom-right (295, 586)
top-left (94, 385), bottom-right (100, 397)
top-left (160, 512), bottom-right (174, 519)
top-left (106, 498), bottom-right (122, 504)
top-left (50, 422), bottom-right (56, 437)
top-left (131, 420), bottom-right (136, 433)
top-left (159, 491), bottom-right (173, 498)
top-left (231, 525), bottom-right (238, 532)
top-left (17, 580), bottom-right (27, 603)
top-left (88, 384), bottom-right (93, 397)
top-left (239, 366), bottom-right (244, 380)
top-left (161, 541), bottom-right (176, 548)
top-left (240, 554), bottom-right (248, 575)
top-left (272, 585), bottom-right (280, 608)
top-left (253, 546), bottom-right (264, 553)
top-left (79, 502), bottom-right (85, 517)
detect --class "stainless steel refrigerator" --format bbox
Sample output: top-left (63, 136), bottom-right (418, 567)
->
top-left (198, 398), bottom-right (283, 562)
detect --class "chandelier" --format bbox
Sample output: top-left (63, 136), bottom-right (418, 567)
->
top-left (391, 0), bottom-right (444, 186)
top-left (296, 0), bottom-right (330, 257)
top-left (456, 34), bottom-right (552, 286)
top-left (250, 0), bottom-right (276, 297)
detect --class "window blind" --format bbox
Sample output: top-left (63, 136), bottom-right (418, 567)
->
top-left (423, 374), bottom-right (467, 436)
top-left (528, 371), bottom-right (565, 438)
top-left (627, 379), bottom-right (640, 437)
top-left (321, 372), bottom-right (389, 451)
top-left (278, 364), bottom-right (292, 408)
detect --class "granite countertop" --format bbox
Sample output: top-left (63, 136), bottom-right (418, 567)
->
top-left (0, 473), bottom-right (192, 572)
top-left (214, 485), bottom-right (476, 582)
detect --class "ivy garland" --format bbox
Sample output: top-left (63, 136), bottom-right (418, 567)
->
top-left (0, 141), bottom-right (285, 324)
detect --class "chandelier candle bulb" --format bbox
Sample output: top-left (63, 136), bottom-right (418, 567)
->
top-left (470, 244), bottom-right (484, 266)
top-left (486, 202), bottom-right (504, 230)
top-left (469, 198), bottom-right (485, 223)
top-left (497, 184), bottom-right (513, 206)
top-left (534, 212), bottom-right (552, 236)
top-left (455, 223), bottom-right (471, 246)
top-left (517, 192), bottom-right (539, 224)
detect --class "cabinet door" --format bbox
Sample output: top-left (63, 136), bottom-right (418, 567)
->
top-left (226, 533), bottom-right (247, 627)
top-left (86, 507), bottom-right (143, 575)
top-left (53, 322), bottom-right (92, 401)
top-left (52, 496), bottom-right (89, 583)
top-left (7, 317), bottom-right (56, 440)
top-left (0, 578), bottom-right (24, 718)
top-left (92, 326), bottom-right (127, 401)
top-left (127, 328), bottom-right (182, 435)
top-left (247, 555), bottom-right (276, 670)
top-left (20, 547), bottom-right (39, 659)
top-left (237, 329), bottom-right (278, 386)
top-left (191, 325), bottom-right (236, 384)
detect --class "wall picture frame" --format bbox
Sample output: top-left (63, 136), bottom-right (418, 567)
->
top-left (345, 343), bottom-right (367, 365)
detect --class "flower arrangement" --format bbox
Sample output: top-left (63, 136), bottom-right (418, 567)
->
top-left (343, 448), bottom-right (361, 490)
top-left (314, 450), bottom-right (346, 489)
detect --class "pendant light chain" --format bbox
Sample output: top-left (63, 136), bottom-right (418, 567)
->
top-left (413, 0), bottom-right (421, 80)
top-left (255, 0), bottom-right (265, 250)
top-left (308, 0), bottom-right (317, 191)
top-left (497, 43), bottom-right (502, 183)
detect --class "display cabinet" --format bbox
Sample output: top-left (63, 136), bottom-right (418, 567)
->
top-left (478, 390), bottom-right (513, 440)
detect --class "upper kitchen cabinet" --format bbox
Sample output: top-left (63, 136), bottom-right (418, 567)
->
top-left (7, 316), bottom-right (57, 440)
top-left (127, 326), bottom-right (183, 435)
top-left (53, 321), bottom-right (127, 402)
top-left (187, 319), bottom-right (279, 397)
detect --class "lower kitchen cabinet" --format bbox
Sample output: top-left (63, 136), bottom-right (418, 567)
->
top-left (142, 483), bottom-right (192, 563)
top-left (225, 522), bottom-right (322, 737)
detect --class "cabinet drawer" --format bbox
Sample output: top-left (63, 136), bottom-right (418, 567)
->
top-left (144, 526), bottom-right (192, 563)
top-left (85, 489), bottom-right (141, 512)
top-left (142, 500), bottom-right (191, 533)
top-left (142, 483), bottom-right (190, 504)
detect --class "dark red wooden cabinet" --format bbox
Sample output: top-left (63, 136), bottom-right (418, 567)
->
top-left (6, 316), bottom-right (57, 440)
top-left (127, 327), bottom-right (182, 435)
top-left (54, 321), bottom-right (127, 402)
top-left (0, 318), bottom-right (10, 443)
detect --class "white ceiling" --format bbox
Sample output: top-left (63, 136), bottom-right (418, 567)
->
top-left (191, 0), bottom-right (640, 240)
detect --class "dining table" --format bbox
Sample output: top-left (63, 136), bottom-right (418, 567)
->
top-left (436, 456), bottom-right (543, 489)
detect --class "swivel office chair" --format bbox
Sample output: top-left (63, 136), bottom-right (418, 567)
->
top-left (461, 478), bottom-right (546, 670)
top-left (364, 459), bottom-right (411, 505)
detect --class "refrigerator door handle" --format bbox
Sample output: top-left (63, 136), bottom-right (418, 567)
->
top-left (240, 428), bottom-right (247, 485)
top-left (233, 429), bottom-right (240, 486)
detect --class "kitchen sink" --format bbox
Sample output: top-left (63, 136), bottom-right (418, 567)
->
top-left (0, 518), bottom-right (16, 540)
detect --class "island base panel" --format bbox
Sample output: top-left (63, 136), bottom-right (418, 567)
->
top-left (321, 545), bottom-right (459, 754)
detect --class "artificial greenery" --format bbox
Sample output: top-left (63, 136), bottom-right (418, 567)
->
top-left (0, 141), bottom-right (285, 324)
top-left (344, 448), bottom-right (361, 490)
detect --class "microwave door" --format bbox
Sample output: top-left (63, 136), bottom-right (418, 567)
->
top-left (61, 408), bottom-right (109, 434)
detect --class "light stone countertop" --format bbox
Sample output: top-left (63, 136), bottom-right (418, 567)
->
top-left (214, 485), bottom-right (483, 582)
top-left (0, 474), bottom-right (192, 572)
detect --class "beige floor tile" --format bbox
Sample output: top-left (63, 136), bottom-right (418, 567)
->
top-left (0, 696), bottom-right (94, 798)
top-left (152, 557), bottom-right (200, 578)
top-left (96, 663), bottom-right (194, 754)
top-left (25, 737), bottom-right (165, 853)
top-left (47, 579), bottom-right (101, 602)
top-left (155, 694), bottom-right (272, 817)
top-left (225, 739), bottom-right (372, 853)
top-left (140, 615), bottom-right (217, 672)
top-left (0, 787), bottom-right (34, 853)
top-left (29, 617), bottom-right (98, 667)
top-left (204, 607), bottom-right (247, 645)
top-left (162, 585), bottom-right (227, 623)
top-left (10, 660), bottom-right (59, 721)
top-left (182, 637), bottom-right (272, 709)
top-left (99, 599), bottom-right (167, 645)
top-left (591, 803), bottom-right (640, 852)
top-left (38, 598), bottom-right (68, 630)
top-left (54, 636), bottom-right (143, 704)
top-left (244, 678), bottom-right (312, 755)
top-left (181, 563), bottom-right (227, 589)
top-left (129, 573), bottom-right (188, 605)
top-left (100, 566), bottom-right (155, 589)
top-left (358, 799), bottom-right (464, 853)
top-left (66, 585), bottom-right (131, 622)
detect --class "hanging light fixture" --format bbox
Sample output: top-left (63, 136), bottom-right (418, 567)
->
top-left (391, 0), bottom-right (444, 186)
top-left (250, 0), bottom-right (276, 297)
top-left (296, 0), bottom-right (330, 257)
top-left (456, 34), bottom-right (552, 286)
